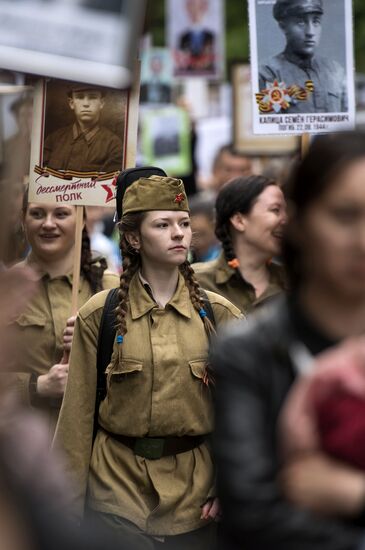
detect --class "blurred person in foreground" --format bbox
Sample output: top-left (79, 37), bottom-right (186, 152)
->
top-left (209, 144), bottom-right (253, 195)
top-left (280, 337), bottom-right (365, 474)
top-left (0, 266), bottom-right (127, 550)
top-left (193, 175), bottom-right (287, 314)
top-left (2, 178), bottom-right (28, 265)
top-left (212, 131), bottom-right (365, 550)
top-left (189, 194), bottom-right (220, 263)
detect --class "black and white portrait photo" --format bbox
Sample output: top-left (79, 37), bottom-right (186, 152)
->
top-left (29, 78), bottom-right (139, 207)
top-left (140, 48), bottom-right (172, 105)
top-left (167, 0), bottom-right (225, 79)
top-left (42, 80), bottom-right (126, 174)
top-left (248, 0), bottom-right (355, 135)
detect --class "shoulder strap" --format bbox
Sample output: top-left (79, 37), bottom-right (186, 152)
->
top-left (94, 287), bottom-right (119, 440)
top-left (200, 288), bottom-right (216, 329)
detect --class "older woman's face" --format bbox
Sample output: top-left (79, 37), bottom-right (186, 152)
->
top-left (298, 158), bottom-right (365, 299)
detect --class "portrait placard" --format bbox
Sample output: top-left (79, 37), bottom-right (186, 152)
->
top-left (0, 0), bottom-right (145, 90)
top-left (248, 0), bottom-right (355, 135)
top-left (140, 106), bottom-right (192, 176)
top-left (140, 48), bottom-right (173, 105)
top-left (28, 78), bottom-right (139, 207)
top-left (167, 0), bottom-right (225, 79)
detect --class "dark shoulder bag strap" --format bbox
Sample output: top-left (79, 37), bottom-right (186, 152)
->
top-left (93, 287), bottom-right (119, 441)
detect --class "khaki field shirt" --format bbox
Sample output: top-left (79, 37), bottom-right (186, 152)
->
top-left (193, 252), bottom-right (287, 315)
top-left (54, 273), bottom-right (241, 535)
top-left (11, 266), bottom-right (119, 436)
top-left (43, 123), bottom-right (124, 173)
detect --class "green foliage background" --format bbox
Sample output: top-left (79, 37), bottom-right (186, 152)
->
top-left (146, 0), bottom-right (365, 77)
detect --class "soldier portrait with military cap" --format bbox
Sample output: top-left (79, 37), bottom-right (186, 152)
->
top-left (42, 80), bottom-right (125, 175)
top-left (251, 0), bottom-right (351, 117)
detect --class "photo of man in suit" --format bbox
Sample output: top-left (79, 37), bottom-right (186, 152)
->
top-left (140, 52), bottom-right (172, 105)
top-left (43, 85), bottom-right (123, 173)
top-left (259, 0), bottom-right (347, 113)
top-left (176, 0), bottom-right (216, 74)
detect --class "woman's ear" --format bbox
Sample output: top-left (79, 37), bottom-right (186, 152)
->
top-left (229, 212), bottom-right (246, 233)
top-left (125, 232), bottom-right (141, 250)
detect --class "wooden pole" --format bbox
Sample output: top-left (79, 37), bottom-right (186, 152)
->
top-left (301, 133), bottom-right (311, 158)
top-left (70, 206), bottom-right (84, 316)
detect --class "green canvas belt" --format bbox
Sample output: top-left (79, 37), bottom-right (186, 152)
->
top-left (100, 428), bottom-right (205, 460)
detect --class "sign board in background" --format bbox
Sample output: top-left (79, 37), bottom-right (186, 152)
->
top-left (167, 0), bottom-right (225, 80)
top-left (248, 0), bottom-right (355, 135)
top-left (0, 0), bottom-right (146, 89)
top-left (140, 105), bottom-right (192, 177)
top-left (140, 48), bottom-right (173, 106)
top-left (29, 77), bottom-right (140, 207)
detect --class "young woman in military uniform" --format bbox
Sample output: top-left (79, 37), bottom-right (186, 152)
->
top-left (54, 173), bottom-right (241, 549)
top-left (10, 197), bottom-right (119, 438)
top-left (193, 175), bottom-right (288, 314)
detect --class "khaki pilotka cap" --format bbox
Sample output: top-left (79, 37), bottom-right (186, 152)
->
top-left (273, 0), bottom-right (323, 21)
top-left (122, 175), bottom-right (190, 215)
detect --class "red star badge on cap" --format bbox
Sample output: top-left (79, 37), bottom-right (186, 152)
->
top-left (174, 193), bottom-right (185, 204)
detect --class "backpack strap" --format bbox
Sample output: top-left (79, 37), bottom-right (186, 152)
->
top-left (94, 287), bottom-right (119, 440)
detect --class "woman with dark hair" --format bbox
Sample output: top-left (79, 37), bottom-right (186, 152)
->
top-left (212, 131), bottom-right (365, 550)
top-left (193, 175), bottom-right (287, 313)
top-left (54, 174), bottom-right (241, 549)
top-left (10, 199), bottom-right (119, 437)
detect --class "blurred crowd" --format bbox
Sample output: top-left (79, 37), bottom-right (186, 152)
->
top-left (2, 34), bottom-right (365, 550)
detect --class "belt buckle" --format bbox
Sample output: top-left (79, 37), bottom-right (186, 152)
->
top-left (134, 438), bottom-right (165, 460)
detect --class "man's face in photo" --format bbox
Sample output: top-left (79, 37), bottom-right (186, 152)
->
top-left (150, 55), bottom-right (163, 76)
top-left (186, 0), bottom-right (209, 24)
top-left (280, 12), bottom-right (322, 58)
top-left (68, 90), bottom-right (105, 127)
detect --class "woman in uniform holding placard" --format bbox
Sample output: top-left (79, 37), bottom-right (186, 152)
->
top-left (9, 194), bottom-right (119, 438)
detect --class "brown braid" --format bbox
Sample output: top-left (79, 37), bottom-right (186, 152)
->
top-left (112, 213), bottom-right (144, 368)
top-left (179, 260), bottom-right (216, 337)
top-left (215, 223), bottom-right (236, 264)
top-left (179, 260), bottom-right (216, 386)
top-left (80, 225), bottom-right (107, 294)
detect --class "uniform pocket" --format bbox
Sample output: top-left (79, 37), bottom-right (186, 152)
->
top-left (15, 312), bottom-right (47, 328)
top-left (106, 359), bottom-right (143, 384)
